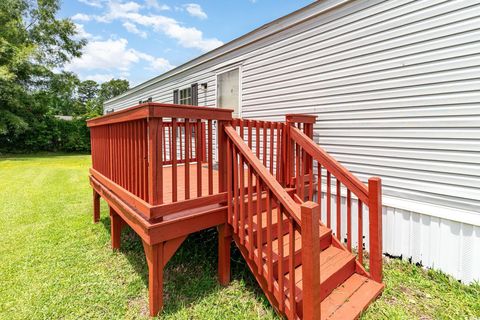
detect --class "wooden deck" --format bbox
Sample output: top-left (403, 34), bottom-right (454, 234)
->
top-left (88, 103), bottom-right (384, 319)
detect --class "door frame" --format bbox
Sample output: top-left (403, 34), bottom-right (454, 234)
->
top-left (214, 65), bottom-right (243, 118)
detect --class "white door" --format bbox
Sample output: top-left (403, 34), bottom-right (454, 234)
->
top-left (216, 67), bottom-right (240, 118)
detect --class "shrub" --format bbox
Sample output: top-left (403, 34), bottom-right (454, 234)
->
top-left (0, 115), bottom-right (90, 153)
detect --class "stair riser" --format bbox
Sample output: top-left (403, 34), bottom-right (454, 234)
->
top-left (250, 218), bottom-right (291, 244)
top-left (295, 257), bottom-right (356, 316)
top-left (252, 223), bottom-right (332, 251)
top-left (271, 233), bottom-right (332, 278)
top-left (320, 258), bottom-right (356, 301)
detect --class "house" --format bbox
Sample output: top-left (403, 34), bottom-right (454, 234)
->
top-left (104, 0), bottom-right (480, 284)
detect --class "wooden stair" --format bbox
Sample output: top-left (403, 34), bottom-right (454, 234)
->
top-left (224, 120), bottom-right (384, 319)
top-left (238, 207), bottom-right (384, 319)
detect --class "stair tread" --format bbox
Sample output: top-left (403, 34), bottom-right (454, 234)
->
top-left (321, 273), bottom-right (384, 320)
top-left (284, 246), bottom-right (356, 301)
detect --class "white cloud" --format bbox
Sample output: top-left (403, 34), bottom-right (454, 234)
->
top-left (66, 39), bottom-right (139, 72)
top-left (84, 73), bottom-right (116, 83)
top-left (72, 13), bottom-right (91, 21)
top-left (183, 3), bottom-right (207, 20)
top-left (65, 38), bottom-right (174, 76)
top-left (123, 21), bottom-right (147, 38)
top-left (147, 57), bottom-right (175, 72)
top-left (74, 23), bottom-right (101, 40)
top-left (131, 15), bottom-right (222, 51)
top-left (93, 1), bottom-right (222, 52)
top-left (78, 0), bottom-right (103, 8)
top-left (145, 0), bottom-right (170, 11)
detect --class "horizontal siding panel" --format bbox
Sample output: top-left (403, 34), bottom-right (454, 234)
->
top-left (244, 31), bottom-right (480, 89)
top-left (350, 170), bottom-right (480, 204)
top-left (316, 136), bottom-right (480, 152)
top-left (331, 153), bottom-right (479, 177)
top-left (244, 4), bottom-right (480, 79)
top-left (242, 92), bottom-right (480, 115)
top-left (243, 40), bottom-right (480, 89)
top-left (316, 116), bottom-right (480, 128)
top-left (312, 105), bottom-right (480, 121)
top-left (315, 128), bottom-right (480, 139)
top-left (243, 58), bottom-right (480, 99)
top-left (241, 0), bottom-right (412, 67)
top-left (342, 163), bottom-right (479, 190)
top-left (323, 145), bottom-right (480, 165)
top-left (243, 79), bottom-right (480, 106)
top-left (244, 0), bottom-right (466, 72)
top-left (326, 171), bottom-right (480, 211)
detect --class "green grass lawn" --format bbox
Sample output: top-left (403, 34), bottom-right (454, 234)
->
top-left (0, 154), bottom-right (479, 319)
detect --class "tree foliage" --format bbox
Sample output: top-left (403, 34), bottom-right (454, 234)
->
top-left (0, 0), bottom-right (85, 135)
top-left (0, 0), bottom-right (130, 153)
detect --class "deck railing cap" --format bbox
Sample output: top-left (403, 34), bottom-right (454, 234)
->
top-left (87, 102), bottom-right (233, 127)
top-left (285, 114), bottom-right (317, 124)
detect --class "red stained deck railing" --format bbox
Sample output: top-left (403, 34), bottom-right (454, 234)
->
top-left (87, 103), bottom-right (232, 220)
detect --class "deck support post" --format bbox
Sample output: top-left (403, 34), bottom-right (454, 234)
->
top-left (93, 189), bottom-right (100, 223)
top-left (143, 240), bottom-right (164, 317)
top-left (368, 177), bottom-right (383, 283)
top-left (301, 201), bottom-right (321, 320)
top-left (217, 223), bottom-right (232, 285)
top-left (109, 207), bottom-right (123, 250)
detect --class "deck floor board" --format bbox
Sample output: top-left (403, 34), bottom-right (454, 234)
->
top-left (162, 163), bottom-right (219, 204)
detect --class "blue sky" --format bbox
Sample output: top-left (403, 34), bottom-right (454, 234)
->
top-left (61, 0), bottom-right (312, 86)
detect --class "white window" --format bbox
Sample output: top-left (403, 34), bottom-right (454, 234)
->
top-left (216, 67), bottom-right (240, 117)
top-left (179, 87), bottom-right (192, 105)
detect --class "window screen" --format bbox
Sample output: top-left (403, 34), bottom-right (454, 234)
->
top-left (179, 87), bottom-right (192, 105)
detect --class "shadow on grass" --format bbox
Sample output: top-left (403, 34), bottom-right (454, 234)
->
top-left (99, 217), bottom-right (272, 317)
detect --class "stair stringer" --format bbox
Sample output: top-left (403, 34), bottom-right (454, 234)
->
top-left (232, 234), bottom-right (299, 319)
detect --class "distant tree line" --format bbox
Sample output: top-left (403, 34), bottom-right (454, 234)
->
top-left (0, 0), bottom-right (129, 153)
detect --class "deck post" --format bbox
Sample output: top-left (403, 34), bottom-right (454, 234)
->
top-left (148, 117), bottom-right (163, 206)
top-left (218, 120), bottom-right (228, 193)
top-left (109, 207), bottom-right (123, 250)
top-left (93, 189), bottom-right (100, 223)
top-left (217, 119), bottom-right (232, 285)
top-left (143, 240), bottom-right (164, 317)
top-left (217, 223), bottom-right (232, 285)
top-left (368, 177), bottom-right (383, 283)
top-left (285, 116), bottom-right (294, 188)
top-left (301, 201), bottom-right (321, 320)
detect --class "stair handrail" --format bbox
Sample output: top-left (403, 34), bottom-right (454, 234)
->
top-left (224, 124), bottom-right (301, 223)
top-left (289, 126), bottom-right (369, 204)
top-left (288, 125), bottom-right (383, 284)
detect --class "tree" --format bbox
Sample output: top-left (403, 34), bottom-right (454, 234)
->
top-left (99, 79), bottom-right (130, 102)
top-left (0, 0), bottom-right (85, 136)
top-left (78, 80), bottom-right (99, 105)
top-left (42, 71), bottom-right (82, 116)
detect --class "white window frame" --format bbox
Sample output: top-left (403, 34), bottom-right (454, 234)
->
top-left (215, 65), bottom-right (242, 118)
